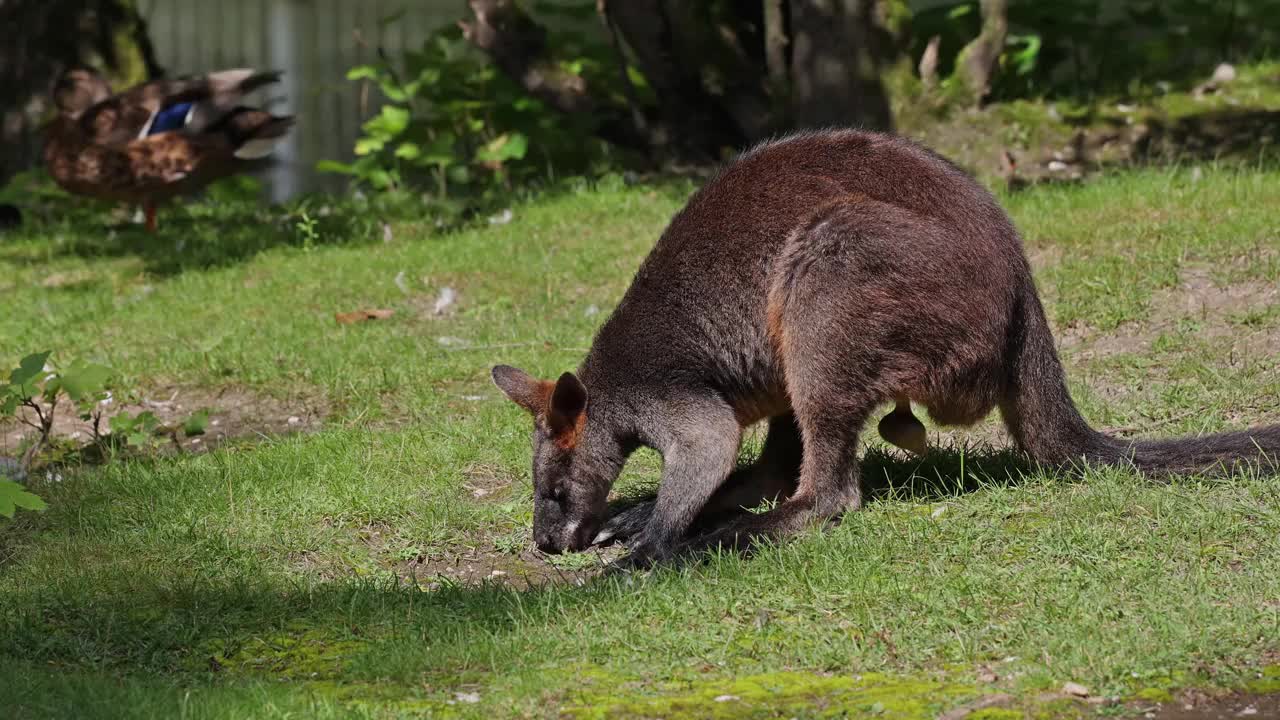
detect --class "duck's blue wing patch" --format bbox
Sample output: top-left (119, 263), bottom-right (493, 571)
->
top-left (148, 102), bottom-right (194, 135)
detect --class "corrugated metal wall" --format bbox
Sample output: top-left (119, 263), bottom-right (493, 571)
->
top-left (137, 0), bottom-right (461, 200)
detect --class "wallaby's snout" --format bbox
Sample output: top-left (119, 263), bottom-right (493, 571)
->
top-left (535, 518), bottom-right (599, 554)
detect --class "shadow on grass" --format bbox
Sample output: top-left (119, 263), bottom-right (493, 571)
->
top-left (0, 445), bottom-right (1041, 690)
top-left (0, 202), bottom-right (385, 278)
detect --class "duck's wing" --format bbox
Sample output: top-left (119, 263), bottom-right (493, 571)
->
top-left (77, 70), bottom-right (283, 146)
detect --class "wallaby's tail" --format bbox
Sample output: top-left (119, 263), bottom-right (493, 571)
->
top-left (1000, 281), bottom-right (1280, 476)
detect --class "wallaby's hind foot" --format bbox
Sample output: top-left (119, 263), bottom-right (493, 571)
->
top-left (878, 400), bottom-right (928, 456)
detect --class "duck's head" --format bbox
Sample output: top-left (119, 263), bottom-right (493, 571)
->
top-left (52, 66), bottom-right (111, 117)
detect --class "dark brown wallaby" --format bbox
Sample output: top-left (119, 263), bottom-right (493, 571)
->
top-left (493, 129), bottom-right (1279, 566)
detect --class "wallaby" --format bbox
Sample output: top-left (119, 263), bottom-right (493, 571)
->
top-left (492, 129), bottom-right (1279, 566)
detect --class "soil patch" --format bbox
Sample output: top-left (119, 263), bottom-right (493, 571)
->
top-left (0, 384), bottom-right (327, 458)
top-left (399, 546), bottom-right (625, 591)
top-left (1142, 690), bottom-right (1280, 720)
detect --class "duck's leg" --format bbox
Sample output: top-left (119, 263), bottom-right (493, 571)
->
top-left (143, 202), bottom-right (157, 233)
top-left (877, 398), bottom-right (928, 457)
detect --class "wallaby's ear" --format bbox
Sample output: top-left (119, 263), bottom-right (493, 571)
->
top-left (547, 372), bottom-right (588, 446)
top-left (491, 365), bottom-right (549, 416)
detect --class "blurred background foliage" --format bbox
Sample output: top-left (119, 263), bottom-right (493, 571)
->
top-left (1, 0), bottom-right (1278, 218)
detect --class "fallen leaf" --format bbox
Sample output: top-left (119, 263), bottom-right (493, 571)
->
top-left (335, 309), bottom-right (395, 324)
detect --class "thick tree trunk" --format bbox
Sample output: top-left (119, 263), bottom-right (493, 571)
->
top-left (788, 0), bottom-right (892, 130)
top-left (956, 0), bottom-right (1008, 105)
top-left (763, 0), bottom-right (790, 96)
top-left (602, 0), bottom-right (756, 160)
top-left (0, 0), bottom-right (161, 187)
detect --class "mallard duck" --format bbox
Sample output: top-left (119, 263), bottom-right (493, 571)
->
top-left (44, 66), bottom-right (294, 232)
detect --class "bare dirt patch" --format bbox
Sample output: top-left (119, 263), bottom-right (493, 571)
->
top-left (1060, 267), bottom-right (1279, 363)
top-left (0, 384), bottom-right (327, 458)
top-left (399, 546), bottom-right (624, 591)
top-left (1141, 690), bottom-right (1280, 720)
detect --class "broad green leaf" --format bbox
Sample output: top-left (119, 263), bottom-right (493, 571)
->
top-left (56, 361), bottom-right (113, 404)
top-left (183, 408), bottom-right (211, 437)
top-left (10, 351), bottom-right (51, 387)
top-left (0, 480), bottom-right (46, 518)
top-left (394, 142), bottom-right (422, 160)
top-left (355, 137), bottom-right (388, 156)
top-left (316, 160), bottom-right (357, 175)
top-left (346, 65), bottom-right (381, 81)
top-left (476, 132), bottom-right (529, 163)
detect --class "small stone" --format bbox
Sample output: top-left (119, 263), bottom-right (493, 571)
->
top-left (455, 691), bottom-right (481, 704)
top-left (1063, 682), bottom-right (1090, 697)
top-left (584, 304), bottom-right (600, 317)
top-left (382, 223), bottom-right (394, 243)
top-left (488, 208), bottom-right (514, 225)
top-left (1048, 160), bottom-right (1069, 172)
top-left (1239, 707), bottom-right (1258, 716)
top-left (287, 416), bottom-right (301, 425)
top-left (713, 695), bottom-right (739, 703)
top-left (490, 570), bottom-right (506, 577)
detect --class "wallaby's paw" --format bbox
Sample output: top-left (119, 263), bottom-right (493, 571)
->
top-left (878, 407), bottom-right (929, 457)
top-left (592, 500), bottom-right (655, 546)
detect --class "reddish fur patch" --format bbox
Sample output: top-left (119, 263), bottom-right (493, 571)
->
top-left (551, 411), bottom-right (587, 450)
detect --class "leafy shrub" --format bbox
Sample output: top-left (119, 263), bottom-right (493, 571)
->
top-left (2, 352), bottom-right (213, 513)
top-left (320, 8), bottom-right (623, 213)
top-left (907, 0), bottom-right (1280, 101)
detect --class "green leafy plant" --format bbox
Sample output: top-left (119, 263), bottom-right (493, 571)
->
top-left (320, 16), bottom-right (617, 214)
top-left (0, 478), bottom-right (45, 519)
top-left (108, 410), bottom-right (162, 449)
top-left (2, 352), bottom-right (113, 467)
top-left (1, 352), bottom-right (113, 518)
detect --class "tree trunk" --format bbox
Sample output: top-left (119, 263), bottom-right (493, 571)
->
top-left (788, 0), bottom-right (892, 130)
top-left (0, 0), bottom-right (162, 187)
top-left (956, 0), bottom-right (1008, 105)
top-left (763, 0), bottom-right (790, 101)
top-left (603, 0), bottom-right (750, 160)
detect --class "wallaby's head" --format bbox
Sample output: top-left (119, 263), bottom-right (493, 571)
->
top-left (491, 365), bottom-right (613, 554)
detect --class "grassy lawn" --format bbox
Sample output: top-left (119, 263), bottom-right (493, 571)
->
top-left (1, 163), bottom-right (1278, 719)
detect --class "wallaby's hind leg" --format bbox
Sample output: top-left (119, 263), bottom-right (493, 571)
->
top-left (698, 413), bottom-right (803, 526)
top-left (682, 327), bottom-right (879, 555)
top-left (595, 414), bottom-right (802, 545)
top-left (682, 390), bottom-right (873, 555)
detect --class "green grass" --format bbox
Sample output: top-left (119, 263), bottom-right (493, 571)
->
top-left (1, 164), bottom-right (1278, 719)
